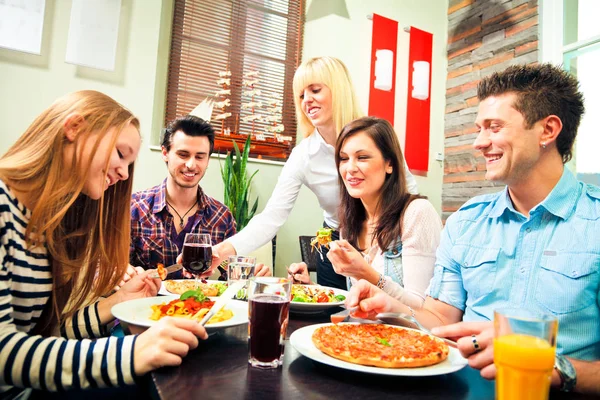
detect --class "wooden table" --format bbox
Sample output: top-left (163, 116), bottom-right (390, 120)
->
top-left (147, 310), bottom-right (593, 400)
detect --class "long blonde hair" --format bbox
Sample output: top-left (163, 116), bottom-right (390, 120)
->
top-left (0, 90), bottom-right (139, 327)
top-left (292, 56), bottom-right (364, 138)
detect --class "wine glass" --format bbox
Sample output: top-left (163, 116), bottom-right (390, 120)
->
top-left (182, 233), bottom-right (212, 288)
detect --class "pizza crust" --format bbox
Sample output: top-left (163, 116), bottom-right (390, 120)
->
top-left (312, 324), bottom-right (449, 368)
top-left (164, 280), bottom-right (219, 296)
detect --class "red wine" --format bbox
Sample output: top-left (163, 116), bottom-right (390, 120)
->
top-left (249, 294), bottom-right (290, 363)
top-left (182, 243), bottom-right (212, 274)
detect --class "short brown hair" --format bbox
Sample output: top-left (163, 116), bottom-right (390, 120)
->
top-left (162, 115), bottom-right (215, 154)
top-left (477, 63), bottom-right (585, 163)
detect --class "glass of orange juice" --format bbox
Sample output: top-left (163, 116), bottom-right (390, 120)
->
top-left (494, 309), bottom-right (558, 400)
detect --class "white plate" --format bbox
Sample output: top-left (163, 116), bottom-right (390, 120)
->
top-left (111, 295), bottom-right (248, 332)
top-left (290, 285), bottom-right (349, 313)
top-left (290, 323), bottom-right (468, 376)
top-left (158, 279), bottom-right (226, 296)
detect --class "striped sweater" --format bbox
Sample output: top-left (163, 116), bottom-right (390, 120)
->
top-left (0, 181), bottom-right (137, 395)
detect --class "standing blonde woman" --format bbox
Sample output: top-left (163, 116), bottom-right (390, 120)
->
top-left (214, 56), bottom-right (418, 288)
top-left (0, 91), bottom-right (206, 398)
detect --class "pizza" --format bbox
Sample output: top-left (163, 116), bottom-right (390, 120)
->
top-left (164, 280), bottom-right (226, 297)
top-left (312, 324), bottom-right (449, 368)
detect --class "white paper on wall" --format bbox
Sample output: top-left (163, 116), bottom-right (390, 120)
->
top-left (65, 0), bottom-right (121, 71)
top-left (0, 0), bottom-right (46, 55)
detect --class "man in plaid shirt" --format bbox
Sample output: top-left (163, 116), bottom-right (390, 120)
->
top-left (130, 115), bottom-right (236, 279)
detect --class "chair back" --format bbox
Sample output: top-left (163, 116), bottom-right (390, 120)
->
top-left (298, 236), bottom-right (318, 273)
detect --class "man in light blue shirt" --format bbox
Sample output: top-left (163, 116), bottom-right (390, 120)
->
top-left (346, 63), bottom-right (600, 394)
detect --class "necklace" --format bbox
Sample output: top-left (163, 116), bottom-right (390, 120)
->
top-left (166, 194), bottom-right (198, 228)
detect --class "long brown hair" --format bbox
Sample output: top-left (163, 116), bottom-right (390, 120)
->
top-left (0, 90), bottom-right (139, 329)
top-left (335, 117), bottom-right (423, 252)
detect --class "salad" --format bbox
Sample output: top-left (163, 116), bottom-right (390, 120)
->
top-left (291, 284), bottom-right (346, 303)
top-left (311, 228), bottom-right (334, 256)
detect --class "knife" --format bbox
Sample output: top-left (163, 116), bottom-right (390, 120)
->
top-left (199, 280), bottom-right (246, 326)
top-left (148, 263), bottom-right (183, 280)
top-left (376, 312), bottom-right (458, 348)
top-left (331, 309), bottom-right (458, 348)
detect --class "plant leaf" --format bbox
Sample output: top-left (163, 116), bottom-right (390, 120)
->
top-left (221, 138), bottom-right (259, 231)
top-left (232, 140), bottom-right (242, 175)
top-left (240, 135), bottom-right (251, 183)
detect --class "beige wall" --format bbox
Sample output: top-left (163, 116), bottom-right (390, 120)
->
top-left (0, 0), bottom-right (448, 276)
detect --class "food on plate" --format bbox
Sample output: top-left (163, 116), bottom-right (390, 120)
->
top-left (291, 284), bottom-right (346, 303)
top-left (164, 280), bottom-right (227, 297)
top-left (310, 228), bottom-right (333, 256)
top-left (156, 263), bottom-right (167, 280)
top-left (150, 288), bottom-right (233, 324)
top-left (312, 324), bottom-right (449, 368)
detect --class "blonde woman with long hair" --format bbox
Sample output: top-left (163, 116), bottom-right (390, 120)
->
top-left (0, 91), bottom-right (206, 398)
top-left (214, 56), bottom-right (418, 288)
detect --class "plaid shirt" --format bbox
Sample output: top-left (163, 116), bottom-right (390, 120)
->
top-left (130, 179), bottom-right (236, 277)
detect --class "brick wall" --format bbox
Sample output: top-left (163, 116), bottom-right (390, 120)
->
top-left (442, 0), bottom-right (539, 221)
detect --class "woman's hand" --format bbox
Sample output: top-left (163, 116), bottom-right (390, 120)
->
top-left (327, 240), bottom-right (374, 280)
top-left (98, 269), bottom-right (162, 323)
top-left (254, 263), bottom-right (272, 277)
top-left (211, 241), bottom-right (237, 271)
top-left (287, 262), bottom-right (311, 284)
top-left (114, 264), bottom-right (144, 291)
top-left (115, 269), bottom-right (162, 303)
top-left (133, 317), bottom-right (208, 375)
top-left (431, 321), bottom-right (496, 379)
top-left (345, 279), bottom-right (401, 319)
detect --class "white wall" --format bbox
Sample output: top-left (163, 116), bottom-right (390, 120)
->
top-left (0, 0), bottom-right (448, 277)
top-left (0, 0), bottom-right (162, 155)
top-left (303, 0), bottom-right (449, 212)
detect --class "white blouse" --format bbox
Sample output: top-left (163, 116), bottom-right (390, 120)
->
top-left (227, 130), bottom-right (418, 255)
top-left (349, 199), bottom-right (442, 308)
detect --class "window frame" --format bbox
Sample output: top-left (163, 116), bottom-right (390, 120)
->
top-left (540, 0), bottom-right (600, 176)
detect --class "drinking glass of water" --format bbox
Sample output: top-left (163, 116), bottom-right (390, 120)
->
top-left (227, 255), bottom-right (256, 300)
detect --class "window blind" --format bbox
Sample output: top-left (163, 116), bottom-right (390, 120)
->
top-left (165, 0), bottom-right (305, 161)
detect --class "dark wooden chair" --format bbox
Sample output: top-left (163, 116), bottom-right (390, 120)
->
top-left (298, 236), bottom-right (318, 273)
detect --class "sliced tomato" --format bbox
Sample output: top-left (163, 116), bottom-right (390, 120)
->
top-left (317, 293), bottom-right (329, 303)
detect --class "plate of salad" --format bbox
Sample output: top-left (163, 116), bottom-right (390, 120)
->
top-left (290, 284), bottom-right (348, 313)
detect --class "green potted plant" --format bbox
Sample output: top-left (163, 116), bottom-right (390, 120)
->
top-left (220, 135), bottom-right (259, 230)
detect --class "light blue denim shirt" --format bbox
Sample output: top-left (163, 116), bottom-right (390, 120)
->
top-left (428, 168), bottom-right (600, 360)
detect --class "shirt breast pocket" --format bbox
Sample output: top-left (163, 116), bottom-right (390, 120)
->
top-left (141, 237), bottom-right (164, 268)
top-left (535, 253), bottom-right (599, 315)
top-left (453, 246), bottom-right (500, 299)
